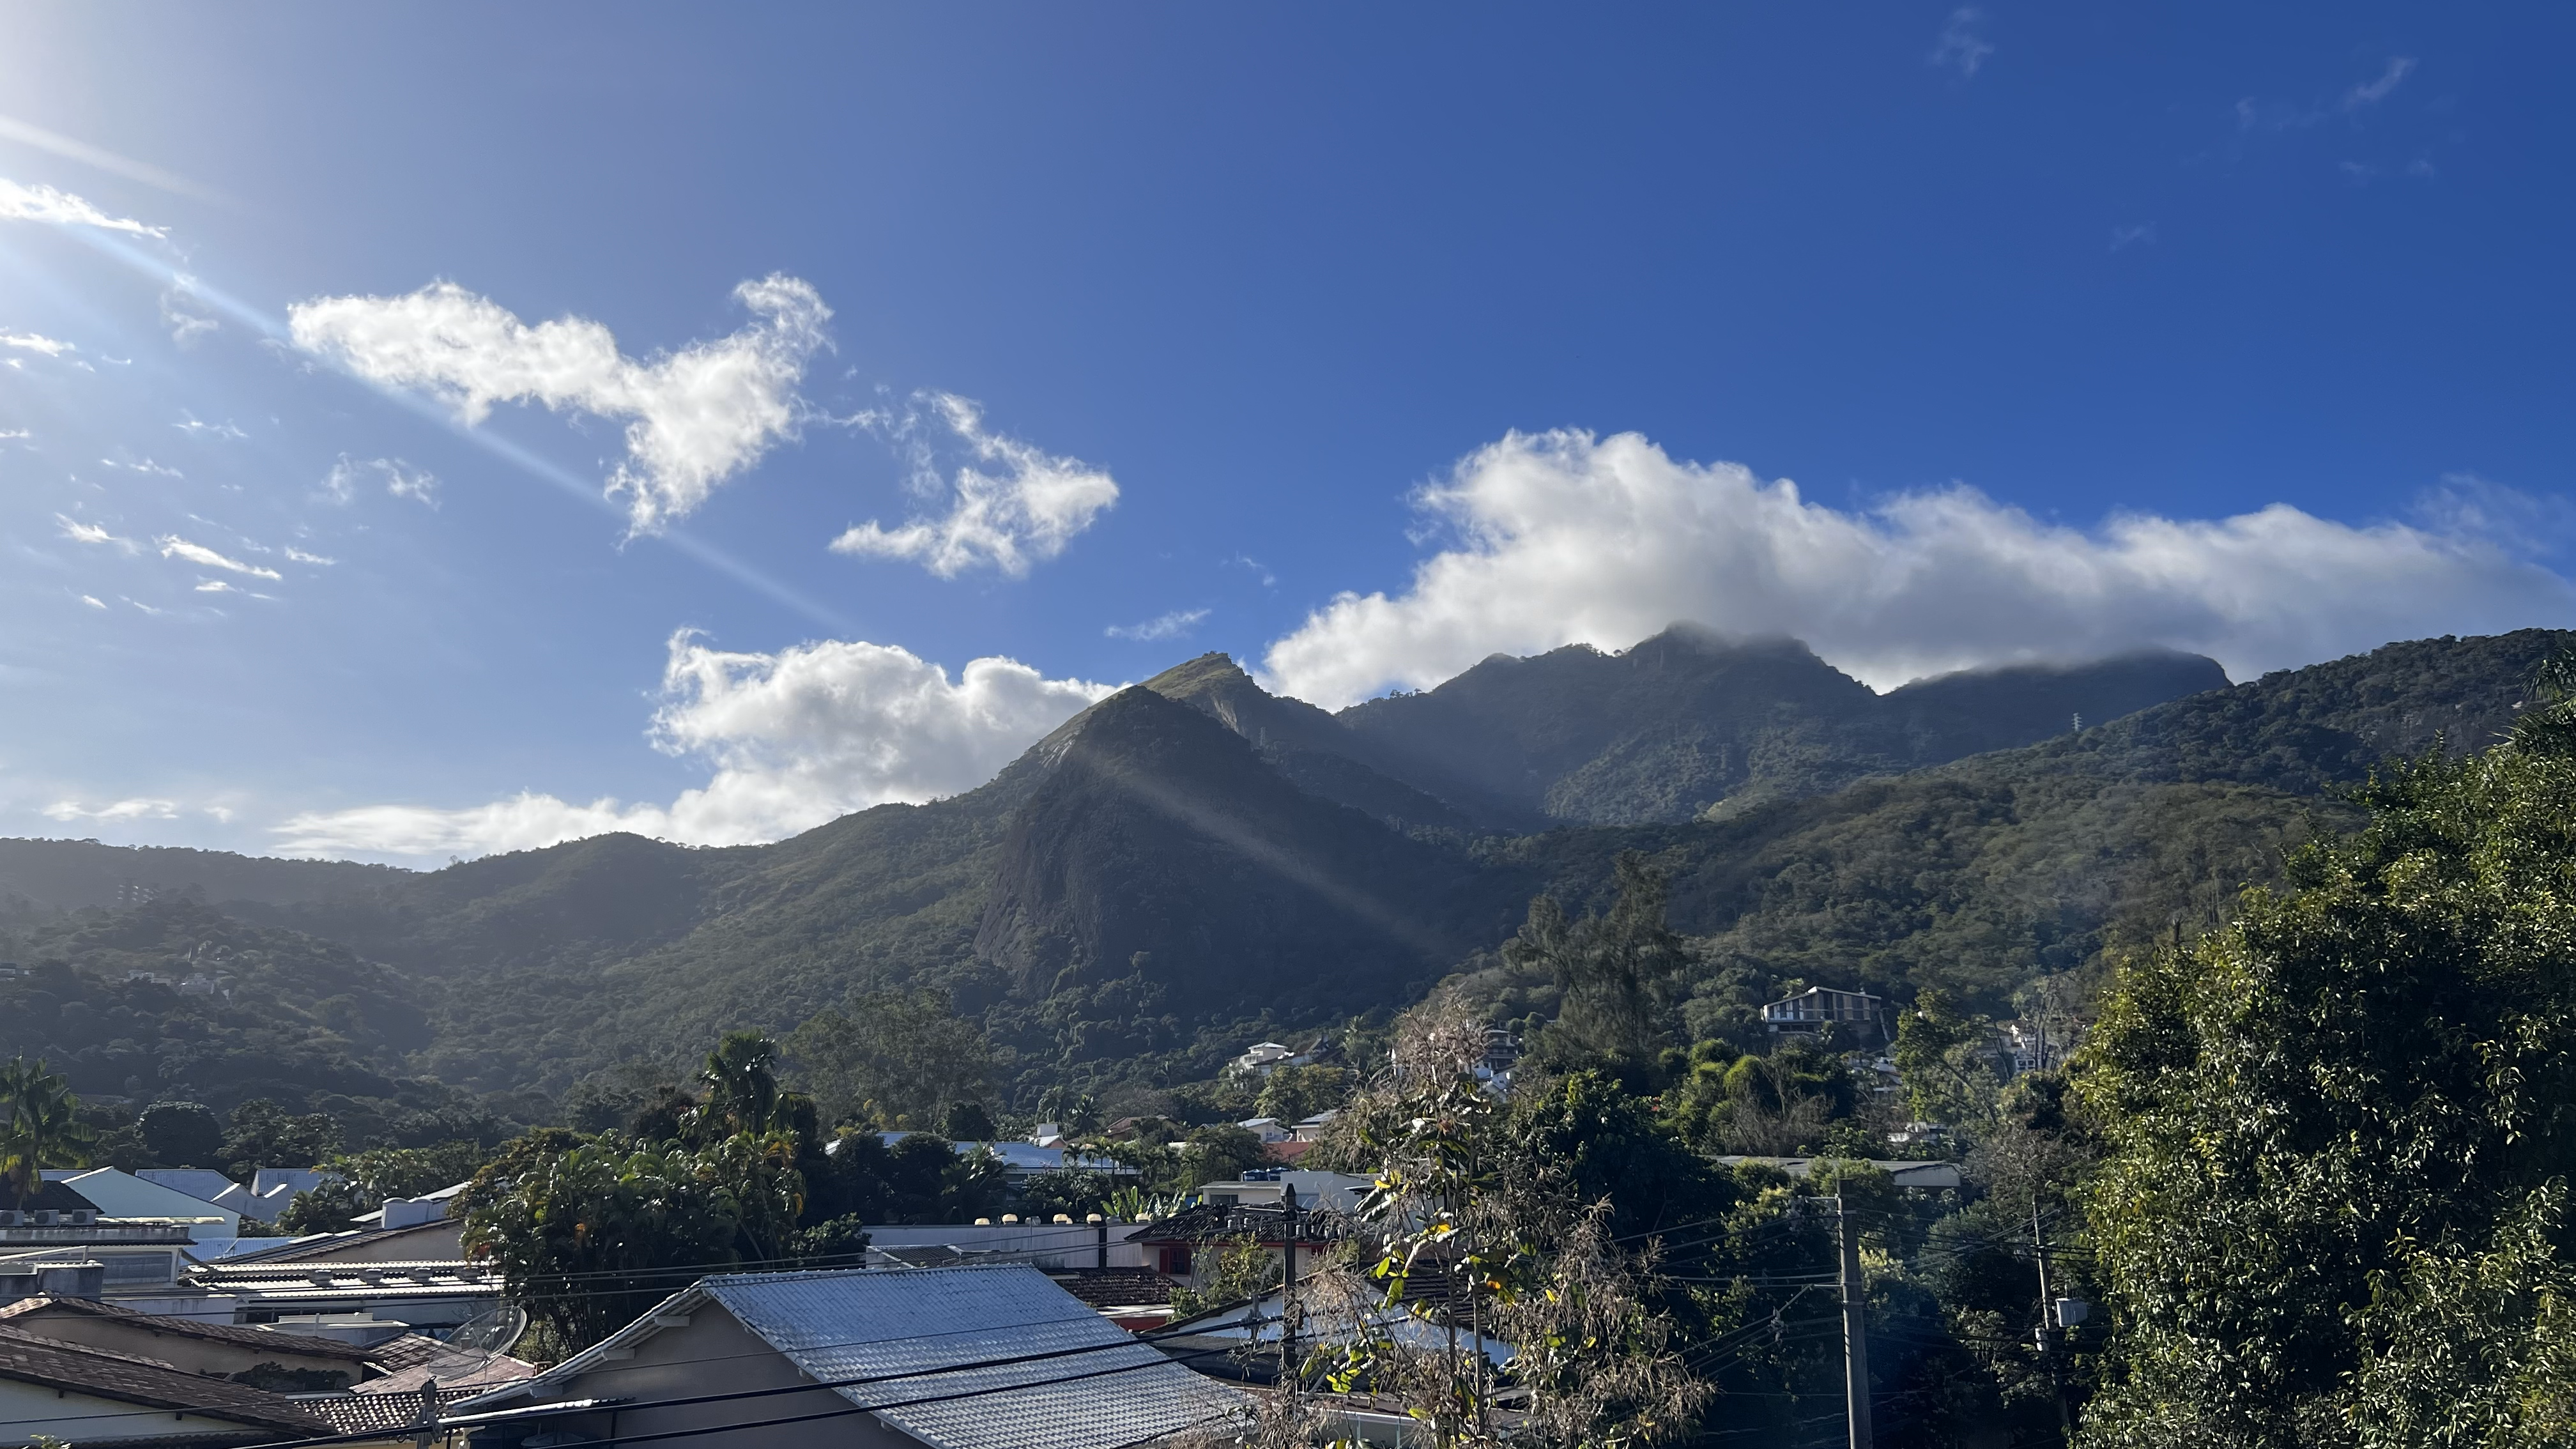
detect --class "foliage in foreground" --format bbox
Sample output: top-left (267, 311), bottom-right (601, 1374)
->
top-left (2079, 719), bottom-right (2576, 1447)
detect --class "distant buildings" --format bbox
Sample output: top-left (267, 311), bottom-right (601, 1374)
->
top-left (1761, 986), bottom-right (1888, 1040)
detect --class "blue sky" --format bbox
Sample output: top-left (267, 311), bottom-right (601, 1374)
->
top-left (4, 3), bottom-right (2573, 862)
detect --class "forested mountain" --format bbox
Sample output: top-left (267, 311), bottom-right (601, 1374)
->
top-left (2, 627), bottom-right (2563, 1114)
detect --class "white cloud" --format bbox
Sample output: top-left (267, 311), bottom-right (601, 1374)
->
top-left (77, 593), bottom-right (104, 608)
top-left (1257, 429), bottom-right (2576, 707)
top-left (831, 392), bottom-right (1119, 578)
top-left (102, 456), bottom-right (182, 477)
top-left (57, 514), bottom-right (135, 551)
top-left (2345, 57), bottom-right (2415, 111)
top-left (158, 278), bottom-right (218, 345)
top-left (174, 413), bottom-right (247, 440)
top-left (156, 535), bottom-right (281, 579)
top-left (0, 428), bottom-right (30, 440)
top-left (125, 597), bottom-right (165, 615)
top-left (1107, 608), bottom-right (1211, 642)
top-left (321, 454), bottom-right (438, 508)
top-left (45, 797), bottom-right (179, 822)
top-left (1, 331), bottom-right (70, 355)
top-left (288, 275), bottom-right (829, 534)
top-left (1928, 8), bottom-right (1994, 77)
top-left (273, 632), bottom-right (1116, 859)
top-left (285, 546), bottom-right (335, 566)
top-left (195, 579), bottom-right (236, 593)
top-left (0, 176), bottom-right (165, 237)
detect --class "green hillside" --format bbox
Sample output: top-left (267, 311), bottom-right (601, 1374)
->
top-left (3, 627), bottom-right (2561, 1117)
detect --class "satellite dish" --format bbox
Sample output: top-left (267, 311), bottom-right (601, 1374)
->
top-left (448, 1305), bottom-right (528, 1357)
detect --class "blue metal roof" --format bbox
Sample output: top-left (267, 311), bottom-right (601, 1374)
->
top-left (701, 1266), bottom-right (1245, 1449)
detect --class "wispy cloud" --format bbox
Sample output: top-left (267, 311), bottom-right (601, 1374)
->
top-left (102, 456), bottom-right (182, 478)
top-left (321, 454), bottom-right (439, 508)
top-left (160, 278), bottom-right (217, 344)
top-left (56, 514), bottom-right (136, 553)
top-left (1, 331), bottom-right (71, 356)
top-left (2111, 224), bottom-right (2156, 252)
top-left (173, 412), bottom-right (246, 440)
top-left (0, 175), bottom-right (166, 238)
top-left (1107, 608), bottom-right (1211, 642)
top-left (2344, 57), bottom-right (2416, 111)
top-left (77, 593), bottom-right (104, 609)
top-left (832, 392), bottom-right (1121, 579)
top-left (1928, 8), bottom-right (1994, 78)
top-left (156, 535), bottom-right (280, 579)
top-left (44, 797), bottom-right (178, 822)
top-left (284, 546), bottom-right (336, 566)
top-left (289, 275), bottom-right (829, 535)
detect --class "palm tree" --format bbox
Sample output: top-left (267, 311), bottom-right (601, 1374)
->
top-left (692, 1032), bottom-right (783, 1140)
top-left (0, 1056), bottom-right (96, 1200)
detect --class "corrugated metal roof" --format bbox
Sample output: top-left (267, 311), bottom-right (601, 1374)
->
top-left (700, 1266), bottom-right (1246, 1449)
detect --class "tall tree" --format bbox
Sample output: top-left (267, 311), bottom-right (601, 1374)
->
top-left (1507, 852), bottom-right (1689, 1082)
top-left (2079, 707), bottom-right (2576, 1447)
top-left (0, 1057), bottom-right (96, 1200)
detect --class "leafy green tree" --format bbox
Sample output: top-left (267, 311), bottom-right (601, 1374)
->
top-left (220, 1098), bottom-right (341, 1177)
top-left (1253, 1064), bottom-right (1351, 1126)
top-left (278, 1179), bottom-right (369, 1234)
top-left (2080, 724), bottom-right (2576, 1447)
top-left (463, 1138), bottom-right (744, 1356)
top-left (940, 1101), bottom-right (997, 1141)
top-left (138, 1101), bottom-right (226, 1168)
top-left (785, 992), bottom-right (999, 1128)
top-left (1508, 853), bottom-right (1689, 1084)
top-left (1892, 990), bottom-right (2001, 1128)
top-left (330, 1139), bottom-right (491, 1201)
top-left (0, 1057), bottom-right (95, 1199)
top-left (1174, 1124), bottom-right (1268, 1190)
top-left (1020, 1167), bottom-right (1116, 1222)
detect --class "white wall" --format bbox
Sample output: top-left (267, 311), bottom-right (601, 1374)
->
top-left (0, 1377), bottom-right (273, 1443)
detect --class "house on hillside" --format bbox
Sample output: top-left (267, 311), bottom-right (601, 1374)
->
top-left (1761, 986), bottom-right (1887, 1041)
top-left (0, 1323), bottom-right (333, 1448)
top-left (452, 1266), bottom-right (1250, 1449)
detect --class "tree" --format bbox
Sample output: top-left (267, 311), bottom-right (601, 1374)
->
top-left (940, 1101), bottom-right (997, 1142)
top-left (463, 1138), bottom-right (744, 1356)
top-left (1892, 990), bottom-right (2001, 1128)
top-left (2079, 723), bottom-right (2576, 1448)
top-left (138, 1101), bottom-right (226, 1168)
top-left (1322, 996), bottom-right (1717, 1449)
top-left (1507, 854), bottom-right (1689, 1084)
top-left (0, 1058), bottom-right (95, 1199)
top-left (691, 1031), bottom-right (786, 1140)
top-left (220, 1099), bottom-right (341, 1178)
top-left (785, 992), bottom-right (999, 1128)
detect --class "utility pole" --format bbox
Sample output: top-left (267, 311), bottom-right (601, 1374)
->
top-left (1282, 1181), bottom-right (1300, 1409)
top-left (2034, 1201), bottom-right (2071, 1440)
top-left (1839, 1176), bottom-right (1874, 1449)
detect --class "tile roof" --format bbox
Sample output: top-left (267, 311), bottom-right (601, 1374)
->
top-left (0, 1325), bottom-right (334, 1433)
top-left (298, 1384), bottom-right (484, 1435)
top-left (471, 1266), bottom-right (1248, 1449)
top-left (1043, 1268), bottom-right (1179, 1308)
top-left (0, 1294), bottom-right (379, 1361)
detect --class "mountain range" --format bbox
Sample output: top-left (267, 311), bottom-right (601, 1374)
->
top-left (3, 625), bottom-right (2563, 1112)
